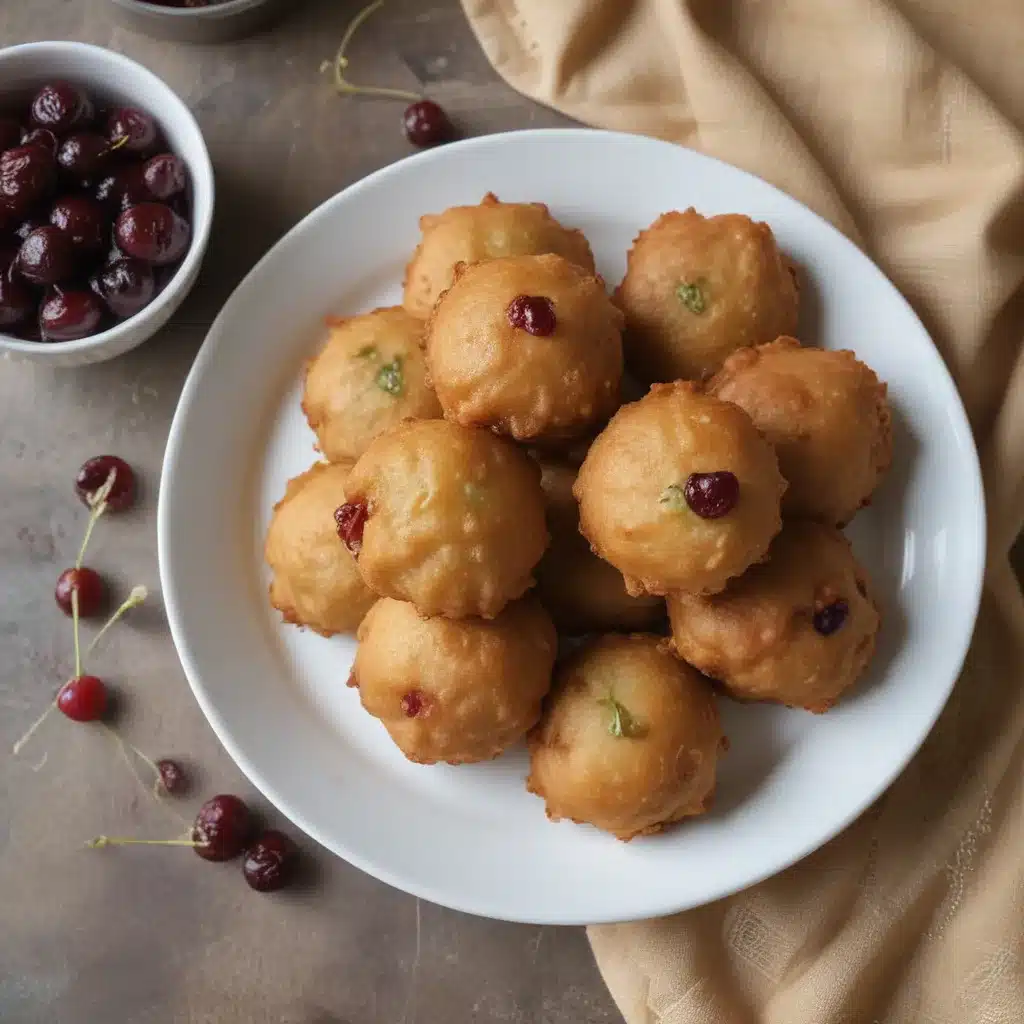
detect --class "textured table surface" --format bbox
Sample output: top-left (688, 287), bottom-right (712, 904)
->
top-left (0, 2), bottom-right (619, 1021)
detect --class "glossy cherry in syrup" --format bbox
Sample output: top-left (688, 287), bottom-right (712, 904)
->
top-left (90, 257), bottom-right (155, 319)
top-left (106, 107), bottom-right (161, 157)
top-left (50, 196), bottom-right (108, 255)
top-left (115, 202), bottom-right (190, 266)
top-left (30, 81), bottom-right (95, 134)
top-left (17, 226), bottom-right (76, 286)
top-left (39, 288), bottom-right (105, 341)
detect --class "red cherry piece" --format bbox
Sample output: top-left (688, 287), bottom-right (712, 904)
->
top-left (0, 145), bottom-right (57, 219)
top-left (0, 271), bottom-right (34, 331)
top-left (90, 257), bottom-right (155, 319)
top-left (50, 196), bottom-right (109, 255)
top-left (334, 502), bottom-right (368, 555)
top-left (31, 82), bottom-right (95, 134)
top-left (142, 153), bottom-right (187, 200)
top-left (95, 164), bottom-right (152, 214)
top-left (683, 471), bottom-right (740, 519)
top-left (17, 226), bottom-right (76, 286)
top-left (57, 675), bottom-right (108, 722)
top-left (156, 759), bottom-right (188, 795)
top-left (57, 133), bottom-right (115, 184)
top-left (74, 455), bottom-right (137, 512)
top-left (39, 289), bottom-right (104, 342)
top-left (106, 107), bottom-right (161, 157)
top-left (114, 203), bottom-right (190, 266)
top-left (54, 566), bottom-right (106, 618)
top-left (242, 830), bottom-right (298, 892)
top-left (402, 100), bottom-right (453, 148)
top-left (813, 599), bottom-right (849, 636)
top-left (192, 794), bottom-right (253, 862)
top-left (400, 690), bottom-right (428, 718)
top-left (506, 295), bottom-right (557, 337)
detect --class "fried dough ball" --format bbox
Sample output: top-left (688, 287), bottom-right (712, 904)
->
top-left (574, 382), bottom-right (786, 596)
top-left (343, 419), bottom-right (548, 618)
top-left (403, 193), bottom-right (596, 318)
top-left (535, 460), bottom-right (665, 634)
top-left (708, 337), bottom-right (892, 525)
top-left (264, 462), bottom-right (377, 636)
top-left (302, 307), bottom-right (441, 463)
top-left (616, 209), bottom-right (799, 383)
top-left (426, 254), bottom-right (624, 442)
top-left (667, 521), bottom-right (880, 713)
top-left (353, 596), bottom-right (556, 764)
top-left (527, 634), bottom-right (724, 840)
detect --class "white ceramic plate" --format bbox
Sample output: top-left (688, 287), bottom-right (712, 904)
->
top-left (159, 130), bottom-right (985, 925)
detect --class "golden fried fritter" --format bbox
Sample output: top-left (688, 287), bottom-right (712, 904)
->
top-left (616, 209), bottom-right (799, 383)
top-left (403, 192), bottom-right (596, 318)
top-left (574, 381), bottom-right (786, 596)
top-left (426, 254), bottom-right (623, 442)
top-left (302, 307), bottom-right (441, 463)
top-left (343, 419), bottom-right (548, 618)
top-left (527, 634), bottom-right (724, 840)
top-left (668, 521), bottom-right (880, 712)
top-left (352, 596), bottom-right (557, 764)
top-left (265, 462), bottom-right (377, 636)
top-left (708, 337), bottom-right (892, 525)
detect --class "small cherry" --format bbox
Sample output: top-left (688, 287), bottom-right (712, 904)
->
top-left (75, 454), bottom-right (136, 512)
top-left (242, 830), bottom-right (299, 892)
top-left (156, 758), bottom-right (188, 795)
top-left (192, 794), bottom-right (253, 862)
top-left (56, 675), bottom-right (108, 722)
top-left (54, 566), bottom-right (106, 618)
top-left (402, 100), bottom-right (453, 148)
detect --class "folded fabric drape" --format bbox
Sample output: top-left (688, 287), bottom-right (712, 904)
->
top-left (462, 2), bottom-right (1024, 1020)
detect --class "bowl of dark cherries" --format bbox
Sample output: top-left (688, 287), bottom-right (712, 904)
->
top-left (0, 42), bottom-right (213, 366)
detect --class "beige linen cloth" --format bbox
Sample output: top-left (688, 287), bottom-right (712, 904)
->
top-left (461, 2), bottom-right (1024, 1022)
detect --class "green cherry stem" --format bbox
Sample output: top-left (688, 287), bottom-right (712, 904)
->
top-left (75, 467), bottom-right (117, 570)
top-left (86, 835), bottom-right (200, 849)
top-left (84, 586), bottom-right (147, 659)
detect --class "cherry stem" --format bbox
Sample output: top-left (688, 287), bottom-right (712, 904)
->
top-left (100, 722), bottom-right (189, 826)
top-left (86, 835), bottom-right (201, 849)
top-left (11, 701), bottom-right (56, 757)
top-left (323, 0), bottom-right (422, 102)
top-left (75, 467), bottom-right (116, 569)
top-left (84, 585), bottom-right (147, 659)
top-left (72, 587), bottom-right (81, 679)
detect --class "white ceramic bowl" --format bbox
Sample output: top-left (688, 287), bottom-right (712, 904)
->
top-left (0, 41), bottom-right (214, 367)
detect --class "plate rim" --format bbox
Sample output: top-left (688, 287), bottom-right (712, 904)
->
top-left (158, 128), bottom-right (987, 924)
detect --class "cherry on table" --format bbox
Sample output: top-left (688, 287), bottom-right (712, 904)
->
top-left (115, 202), bottom-right (190, 266)
top-left (142, 153), bottom-right (187, 200)
top-left (17, 226), bottom-right (76, 286)
top-left (192, 794), bottom-right (253, 862)
top-left (57, 674), bottom-right (108, 722)
top-left (90, 257), bottom-right (155, 319)
top-left (242, 830), bottom-right (298, 892)
top-left (106, 107), bottom-right (161, 157)
top-left (156, 759), bottom-right (188, 796)
top-left (31, 81), bottom-right (95, 134)
top-left (57, 133), bottom-right (116, 184)
top-left (402, 100), bottom-right (453, 148)
top-left (50, 196), bottom-right (108, 255)
top-left (39, 288), bottom-right (104, 342)
top-left (54, 566), bottom-right (106, 618)
top-left (75, 455), bottom-right (137, 512)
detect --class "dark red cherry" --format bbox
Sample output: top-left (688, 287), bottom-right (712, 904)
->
top-left (57, 133), bottom-right (115, 184)
top-left (95, 164), bottom-right (151, 214)
top-left (813, 599), bottom-right (849, 636)
top-left (192, 794), bottom-right (253, 862)
top-left (0, 117), bottom-right (21, 152)
top-left (114, 203), bottom-right (190, 265)
top-left (50, 196), bottom-right (108, 255)
top-left (0, 145), bottom-right (57, 218)
top-left (39, 288), bottom-right (104, 342)
top-left (156, 759), bottom-right (188, 795)
top-left (142, 153), bottom-right (187, 200)
top-left (0, 272), bottom-right (34, 330)
top-left (13, 216), bottom-right (47, 243)
top-left (21, 128), bottom-right (58, 157)
top-left (57, 675), bottom-right (108, 722)
top-left (106, 107), bottom-right (161, 156)
top-left (90, 257), bottom-right (155, 319)
top-left (54, 566), bottom-right (106, 617)
top-left (402, 100), bottom-right (453, 148)
top-left (242, 830), bottom-right (298, 892)
top-left (334, 502), bottom-right (368, 555)
top-left (683, 471), bottom-right (740, 519)
top-left (506, 295), bottom-right (557, 336)
top-left (16, 226), bottom-right (76, 286)
top-left (400, 690), bottom-right (428, 718)
top-left (74, 455), bottom-right (136, 512)
top-left (31, 82), bottom-right (95, 134)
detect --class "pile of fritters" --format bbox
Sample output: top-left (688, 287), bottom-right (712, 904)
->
top-left (264, 195), bottom-right (892, 841)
